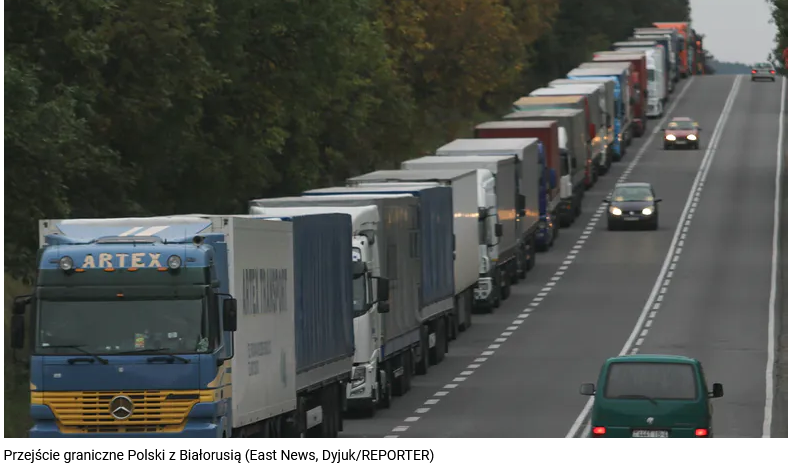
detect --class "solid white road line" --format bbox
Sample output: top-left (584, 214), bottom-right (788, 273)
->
top-left (762, 76), bottom-right (786, 438)
top-left (565, 75), bottom-right (743, 438)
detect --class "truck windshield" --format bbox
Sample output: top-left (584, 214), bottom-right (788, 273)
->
top-left (352, 275), bottom-right (367, 316)
top-left (36, 298), bottom-right (215, 355)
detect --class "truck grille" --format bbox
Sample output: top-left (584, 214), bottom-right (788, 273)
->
top-left (31, 390), bottom-right (212, 434)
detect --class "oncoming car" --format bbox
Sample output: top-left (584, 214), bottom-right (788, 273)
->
top-left (751, 62), bottom-right (776, 82)
top-left (662, 117), bottom-right (701, 150)
top-left (603, 182), bottom-right (661, 230)
top-left (579, 354), bottom-right (724, 438)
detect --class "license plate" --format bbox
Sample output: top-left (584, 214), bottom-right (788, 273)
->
top-left (632, 429), bottom-right (668, 438)
top-left (675, 140), bottom-right (686, 144)
top-left (623, 217), bottom-right (640, 221)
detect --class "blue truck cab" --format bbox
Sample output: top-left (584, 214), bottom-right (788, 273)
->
top-left (567, 70), bottom-right (628, 161)
top-left (11, 218), bottom-right (239, 437)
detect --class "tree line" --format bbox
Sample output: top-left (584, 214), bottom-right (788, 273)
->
top-left (4, 0), bottom-right (692, 280)
top-left (767, 0), bottom-right (787, 71)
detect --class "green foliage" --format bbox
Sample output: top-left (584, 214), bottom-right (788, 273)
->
top-left (767, 0), bottom-right (787, 73)
top-left (4, 0), bottom-right (693, 280)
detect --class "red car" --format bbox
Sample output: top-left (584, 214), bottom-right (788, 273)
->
top-left (663, 117), bottom-right (701, 150)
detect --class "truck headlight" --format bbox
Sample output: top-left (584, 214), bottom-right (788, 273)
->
top-left (167, 255), bottom-right (182, 269)
top-left (59, 256), bottom-right (74, 271)
top-left (665, 134), bottom-right (676, 141)
top-left (610, 207), bottom-right (622, 216)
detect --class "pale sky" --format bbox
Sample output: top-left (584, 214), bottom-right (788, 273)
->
top-left (690, 0), bottom-right (776, 64)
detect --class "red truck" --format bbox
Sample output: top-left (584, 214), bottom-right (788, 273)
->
top-left (511, 95), bottom-right (596, 188)
top-left (653, 22), bottom-right (691, 78)
top-left (592, 52), bottom-right (648, 137)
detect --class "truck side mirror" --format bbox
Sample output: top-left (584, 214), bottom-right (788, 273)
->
top-left (571, 157), bottom-right (578, 169)
top-left (375, 276), bottom-right (390, 302)
top-left (516, 194), bottom-right (526, 213)
top-left (580, 383), bottom-right (596, 396)
top-left (377, 301), bottom-right (390, 314)
top-left (478, 207), bottom-right (487, 219)
top-left (10, 314), bottom-right (25, 350)
top-left (710, 383), bottom-right (724, 398)
top-left (548, 169), bottom-right (557, 189)
top-left (495, 223), bottom-right (504, 237)
top-left (223, 298), bottom-right (238, 332)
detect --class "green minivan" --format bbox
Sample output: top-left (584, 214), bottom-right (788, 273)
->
top-left (579, 354), bottom-right (724, 438)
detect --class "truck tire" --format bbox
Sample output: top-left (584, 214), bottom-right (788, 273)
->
top-left (415, 326), bottom-right (430, 375)
top-left (379, 368), bottom-right (392, 409)
top-left (393, 351), bottom-right (413, 396)
top-left (429, 317), bottom-right (447, 365)
top-left (462, 292), bottom-right (472, 331)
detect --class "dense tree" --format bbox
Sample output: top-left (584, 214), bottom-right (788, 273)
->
top-left (4, 0), bottom-right (694, 280)
top-left (767, 0), bottom-right (787, 72)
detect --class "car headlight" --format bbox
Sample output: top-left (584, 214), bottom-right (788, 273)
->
top-left (610, 206), bottom-right (622, 216)
top-left (642, 207), bottom-right (654, 215)
top-left (687, 134), bottom-right (697, 141)
top-left (665, 134), bottom-right (676, 141)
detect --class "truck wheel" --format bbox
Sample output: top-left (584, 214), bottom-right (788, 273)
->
top-left (462, 292), bottom-right (472, 331)
top-left (393, 351), bottom-right (413, 396)
top-left (501, 267), bottom-right (512, 300)
top-left (429, 318), bottom-right (447, 365)
top-left (379, 369), bottom-right (392, 409)
top-left (415, 327), bottom-right (430, 375)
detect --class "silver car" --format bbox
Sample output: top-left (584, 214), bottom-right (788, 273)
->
top-left (751, 62), bottom-right (776, 82)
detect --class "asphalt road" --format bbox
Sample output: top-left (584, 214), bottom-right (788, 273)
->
top-left (339, 75), bottom-right (787, 438)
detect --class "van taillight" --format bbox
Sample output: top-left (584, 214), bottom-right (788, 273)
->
top-left (592, 426), bottom-right (606, 436)
top-left (695, 428), bottom-right (709, 437)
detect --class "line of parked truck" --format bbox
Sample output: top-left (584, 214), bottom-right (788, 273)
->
top-left (10, 21), bottom-right (702, 438)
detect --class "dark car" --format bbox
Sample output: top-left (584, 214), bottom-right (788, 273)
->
top-left (580, 354), bottom-right (724, 438)
top-left (751, 62), bottom-right (776, 82)
top-left (603, 182), bottom-right (661, 230)
top-left (662, 117), bottom-right (701, 150)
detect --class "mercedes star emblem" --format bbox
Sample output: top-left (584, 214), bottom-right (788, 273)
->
top-left (109, 395), bottom-right (134, 420)
top-left (646, 417), bottom-right (654, 425)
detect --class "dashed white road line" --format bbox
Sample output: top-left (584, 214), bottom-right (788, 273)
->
top-left (566, 75), bottom-right (743, 439)
top-left (385, 76), bottom-right (713, 438)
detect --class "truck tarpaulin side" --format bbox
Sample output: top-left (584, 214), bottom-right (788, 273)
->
top-left (345, 169), bottom-right (479, 300)
top-left (591, 52), bottom-right (648, 136)
top-left (303, 186), bottom-right (454, 315)
top-left (653, 22), bottom-right (691, 78)
top-left (250, 194), bottom-right (423, 357)
top-left (402, 155), bottom-right (519, 264)
top-left (474, 120), bottom-right (560, 206)
top-left (613, 40), bottom-right (671, 100)
top-left (287, 214), bottom-right (356, 378)
top-left (576, 62), bottom-right (634, 146)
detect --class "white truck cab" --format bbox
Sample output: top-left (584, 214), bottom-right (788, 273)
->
top-left (247, 204), bottom-right (391, 413)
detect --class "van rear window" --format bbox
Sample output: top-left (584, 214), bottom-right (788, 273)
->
top-left (604, 362), bottom-right (698, 400)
